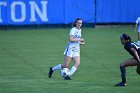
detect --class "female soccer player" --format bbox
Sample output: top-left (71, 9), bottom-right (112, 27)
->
top-left (135, 17), bottom-right (140, 45)
top-left (48, 18), bottom-right (85, 80)
top-left (115, 33), bottom-right (140, 86)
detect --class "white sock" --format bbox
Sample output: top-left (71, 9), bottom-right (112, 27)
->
top-left (52, 64), bottom-right (62, 71)
top-left (70, 66), bottom-right (77, 76)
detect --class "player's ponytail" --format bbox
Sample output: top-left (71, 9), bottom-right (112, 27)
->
top-left (120, 33), bottom-right (131, 42)
top-left (127, 36), bottom-right (131, 42)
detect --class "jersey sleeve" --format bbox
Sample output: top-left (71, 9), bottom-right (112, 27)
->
top-left (124, 43), bottom-right (133, 50)
top-left (69, 28), bottom-right (75, 36)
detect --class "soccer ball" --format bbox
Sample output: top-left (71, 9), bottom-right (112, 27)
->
top-left (60, 68), bottom-right (70, 77)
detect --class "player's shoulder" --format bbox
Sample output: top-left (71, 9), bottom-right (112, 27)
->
top-left (70, 27), bottom-right (77, 32)
top-left (71, 27), bottom-right (77, 30)
top-left (137, 17), bottom-right (140, 20)
top-left (124, 42), bottom-right (131, 47)
top-left (70, 27), bottom-right (81, 33)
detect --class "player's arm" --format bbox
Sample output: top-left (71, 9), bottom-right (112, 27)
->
top-left (130, 48), bottom-right (140, 63)
top-left (69, 35), bottom-right (84, 42)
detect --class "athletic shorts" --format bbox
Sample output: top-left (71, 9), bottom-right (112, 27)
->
top-left (64, 47), bottom-right (80, 57)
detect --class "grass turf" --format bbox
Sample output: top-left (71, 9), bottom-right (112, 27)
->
top-left (0, 27), bottom-right (140, 93)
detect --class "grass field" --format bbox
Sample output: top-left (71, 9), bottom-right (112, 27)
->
top-left (0, 26), bottom-right (140, 93)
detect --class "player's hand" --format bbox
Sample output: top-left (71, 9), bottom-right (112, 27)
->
top-left (80, 41), bottom-right (85, 45)
top-left (79, 38), bottom-right (85, 45)
top-left (80, 38), bottom-right (84, 42)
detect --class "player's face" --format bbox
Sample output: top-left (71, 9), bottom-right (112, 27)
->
top-left (120, 38), bottom-right (126, 45)
top-left (76, 20), bottom-right (82, 29)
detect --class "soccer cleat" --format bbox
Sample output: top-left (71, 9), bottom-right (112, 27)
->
top-left (115, 82), bottom-right (127, 86)
top-left (64, 75), bottom-right (72, 80)
top-left (48, 67), bottom-right (53, 78)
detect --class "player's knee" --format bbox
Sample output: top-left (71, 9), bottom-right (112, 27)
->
top-left (77, 62), bottom-right (80, 66)
top-left (62, 63), bottom-right (69, 68)
top-left (120, 63), bottom-right (125, 67)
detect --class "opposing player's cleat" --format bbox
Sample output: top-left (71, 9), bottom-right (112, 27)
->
top-left (64, 75), bottom-right (72, 80)
top-left (115, 82), bottom-right (127, 86)
top-left (48, 67), bottom-right (53, 78)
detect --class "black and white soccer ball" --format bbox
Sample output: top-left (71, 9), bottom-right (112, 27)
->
top-left (60, 68), bottom-right (70, 77)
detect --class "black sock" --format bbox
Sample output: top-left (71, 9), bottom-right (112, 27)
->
top-left (120, 66), bottom-right (126, 83)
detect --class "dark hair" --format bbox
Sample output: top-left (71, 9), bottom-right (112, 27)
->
top-left (72, 18), bottom-right (82, 27)
top-left (120, 33), bottom-right (131, 42)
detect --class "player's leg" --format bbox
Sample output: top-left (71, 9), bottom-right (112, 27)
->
top-left (136, 64), bottom-right (140, 75)
top-left (48, 55), bottom-right (72, 78)
top-left (62, 55), bottom-right (72, 68)
top-left (69, 56), bottom-right (80, 76)
top-left (65, 56), bottom-right (80, 80)
top-left (62, 56), bottom-right (72, 80)
top-left (138, 32), bottom-right (140, 40)
top-left (48, 47), bottom-right (72, 78)
top-left (137, 32), bottom-right (140, 45)
top-left (115, 58), bottom-right (138, 86)
top-left (48, 64), bottom-right (61, 78)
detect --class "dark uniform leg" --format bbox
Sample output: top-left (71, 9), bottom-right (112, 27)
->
top-left (136, 64), bottom-right (140, 75)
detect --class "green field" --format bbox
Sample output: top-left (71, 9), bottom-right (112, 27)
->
top-left (0, 27), bottom-right (140, 93)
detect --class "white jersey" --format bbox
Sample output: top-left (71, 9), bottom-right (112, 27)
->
top-left (64, 27), bottom-right (82, 57)
top-left (136, 17), bottom-right (140, 32)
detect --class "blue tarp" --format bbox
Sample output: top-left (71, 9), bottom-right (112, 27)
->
top-left (0, 0), bottom-right (95, 25)
top-left (96, 0), bottom-right (140, 23)
top-left (0, 0), bottom-right (140, 25)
